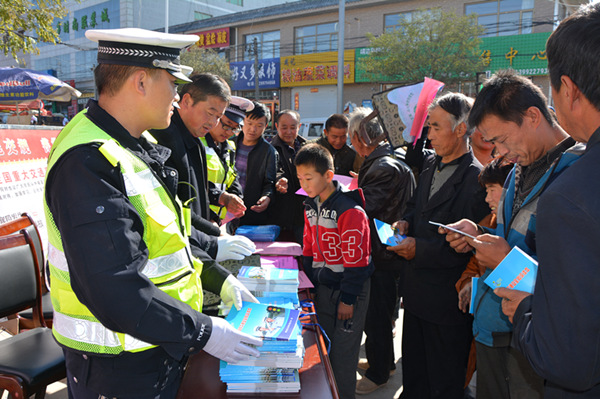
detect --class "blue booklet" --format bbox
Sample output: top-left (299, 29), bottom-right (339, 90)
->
top-left (236, 225), bottom-right (281, 242)
top-left (469, 277), bottom-right (478, 314)
top-left (374, 218), bottom-right (406, 246)
top-left (226, 302), bottom-right (300, 341)
top-left (484, 246), bottom-right (538, 294)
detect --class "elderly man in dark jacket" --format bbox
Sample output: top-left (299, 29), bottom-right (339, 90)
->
top-left (271, 109), bottom-right (307, 243)
top-left (391, 93), bottom-right (489, 399)
top-left (348, 108), bottom-right (416, 395)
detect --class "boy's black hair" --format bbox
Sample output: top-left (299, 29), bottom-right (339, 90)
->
top-left (547, 3), bottom-right (600, 112)
top-left (325, 113), bottom-right (348, 131)
top-left (295, 143), bottom-right (334, 175)
top-left (479, 157), bottom-right (514, 187)
top-left (246, 101), bottom-right (271, 124)
top-left (469, 69), bottom-right (554, 129)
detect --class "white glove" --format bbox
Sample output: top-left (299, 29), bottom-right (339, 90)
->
top-left (204, 316), bottom-right (263, 363)
top-left (220, 274), bottom-right (259, 311)
top-left (216, 235), bottom-right (256, 261)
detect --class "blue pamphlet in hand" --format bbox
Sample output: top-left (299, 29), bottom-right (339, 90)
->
top-left (484, 246), bottom-right (538, 294)
top-left (469, 277), bottom-right (478, 314)
top-left (374, 218), bottom-right (406, 246)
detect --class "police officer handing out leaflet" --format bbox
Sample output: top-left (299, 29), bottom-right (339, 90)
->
top-left (44, 28), bottom-right (262, 398)
top-left (200, 96), bottom-right (253, 221)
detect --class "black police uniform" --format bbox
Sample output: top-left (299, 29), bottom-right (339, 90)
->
top-left (45, 100), bottom-right (229, 398)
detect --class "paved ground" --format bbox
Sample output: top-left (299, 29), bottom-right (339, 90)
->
top-left (357, 309), bottom-right (404, 399)
top-left (7, 309), bottom-right (405, 399)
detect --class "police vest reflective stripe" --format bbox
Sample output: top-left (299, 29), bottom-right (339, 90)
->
top-left (200, 137), bottom-right (237, 219)
top-left (44, 110), bottom-right (204, 355)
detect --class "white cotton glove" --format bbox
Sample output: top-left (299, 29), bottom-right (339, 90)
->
top-left (216, 235), bottom-right (256, 261)
top-left (220, 274), bottom-right (259, 311)
top-left (204, 316), bottom-right (263, 364)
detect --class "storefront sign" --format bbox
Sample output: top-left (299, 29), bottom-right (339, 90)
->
top-left (230, 58), bottom-right (280, 91)
top-left (479, 32), bottom-right (551, 76)
top-left (190, 27), bottom-right (230, 49)
top-left (280, 50), bottom-right (355, 87)
top-left (354, 47), bottom-right (397, 83)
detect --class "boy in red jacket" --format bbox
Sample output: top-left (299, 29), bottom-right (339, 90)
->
top-left (297, 143), bottom-right (374, 399)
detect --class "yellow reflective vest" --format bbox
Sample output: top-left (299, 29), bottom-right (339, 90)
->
top-left (200, 137), bottom-right (237, 219)
top-left (44, 111), bottom-right (204, 355)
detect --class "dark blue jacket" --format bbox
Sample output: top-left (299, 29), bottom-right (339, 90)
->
top-left (473, 141), bottom-right (583, 347)
top-left (512, 128), bottom-right (600, 398)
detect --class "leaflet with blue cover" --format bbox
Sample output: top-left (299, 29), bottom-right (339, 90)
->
top-left (484, 246), bottom-right (538, 294)
top-left (374, 218), bottom-right (406, 246)
top-left (226, 302), bottom-right (300, 341)
top-left (469, 277), bottom-right (478, 314)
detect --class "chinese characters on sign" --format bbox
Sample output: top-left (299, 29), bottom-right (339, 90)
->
top-left (191, 28), bottom-right (230, 49)
top-left (505, 47), bottom-right (518, 66)
top-left (479, 32), bottom-right (551, 77)
top-left (57, 7), bottom-right (108, 34)
top-left (230, 58), bottom-right (280, 91)
top-left (280, 51), bottom-right (355, 87)
top-left (0, 127), bottom-right (62, 251)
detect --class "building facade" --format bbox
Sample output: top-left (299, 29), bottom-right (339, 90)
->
top-left (0, 0), bottom-right (570, 119)
top-left (171, 0), bottom-right (562, 121)
top-left (0, 0), bottom-right (300, 115)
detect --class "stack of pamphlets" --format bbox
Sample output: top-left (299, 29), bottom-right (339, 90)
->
top-left (237, 266), bottom-right (299, 294)
top-left (219, 302), bottom-right (304, 393)
top-left (219, 364), bottom-right (301, 393)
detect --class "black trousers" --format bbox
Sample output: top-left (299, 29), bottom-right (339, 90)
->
top-left (475, 341), bottom-right (544, 399)
top-left (400, 309), bottom-right (472, 399)
top-left (364, 269), bottom-right (400, 385)
top-left (64, 348), bottom-right (184, 399)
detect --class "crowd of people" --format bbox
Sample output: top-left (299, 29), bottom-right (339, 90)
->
top-left (43, 3), bottom-right (600, 399)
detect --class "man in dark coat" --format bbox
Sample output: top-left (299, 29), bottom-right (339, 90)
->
top-left (312, 113), bottom-right (360, 176)
top-left (150, 73), bottom-right (229, 237)
top-left (390, 93), bottom-right (489, 399)
top-left (348, 108), bottom-right (416, 395)
top-left (232, 101), bottom-right (278, 227)
top-left (496, 4), bottom-right (600, 397)
top-left (271, 109), bottom-right (307, 243)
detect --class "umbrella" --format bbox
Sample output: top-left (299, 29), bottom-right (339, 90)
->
top-left (0, 67), bottom-right (81, 104)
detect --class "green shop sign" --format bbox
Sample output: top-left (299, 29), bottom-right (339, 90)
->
top-left (355, 47), bottom-right (397, 83)
top-left (479, 31), bottom-right (550, 77)
top-left (355, 31), bottom-right (551, 83)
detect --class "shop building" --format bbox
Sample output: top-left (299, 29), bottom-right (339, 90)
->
top-left (172, 0), bottom-right (561, 120)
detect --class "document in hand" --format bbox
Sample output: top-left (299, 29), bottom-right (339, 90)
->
top-left (484, 246), bottom-right (538, 294)
top-left (469, 277), bottom-right (478, 314)
top-left (374, 218), bottom-right (406, 246)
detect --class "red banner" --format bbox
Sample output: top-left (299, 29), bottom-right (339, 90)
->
top-left (0, 126), bottom-right (61, 250)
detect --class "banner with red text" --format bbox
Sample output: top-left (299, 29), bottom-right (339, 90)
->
top-left (0, 126), bottom-right (61, 252)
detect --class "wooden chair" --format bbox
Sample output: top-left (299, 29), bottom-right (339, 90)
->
top-left (0, 213), bottom-right (54, 326)
top-left (0, 230), bottom-right (66, 399)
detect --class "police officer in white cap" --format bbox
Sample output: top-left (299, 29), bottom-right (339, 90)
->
top-left (44, 28), bottom-right (262, 398)
top-left (201, 96), bottom-right (254, 220)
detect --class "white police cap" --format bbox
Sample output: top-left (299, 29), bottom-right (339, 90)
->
top-left (85, 28), bottom-right (198, 83)
top-left (225, 96), bottom-right (255, 125)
